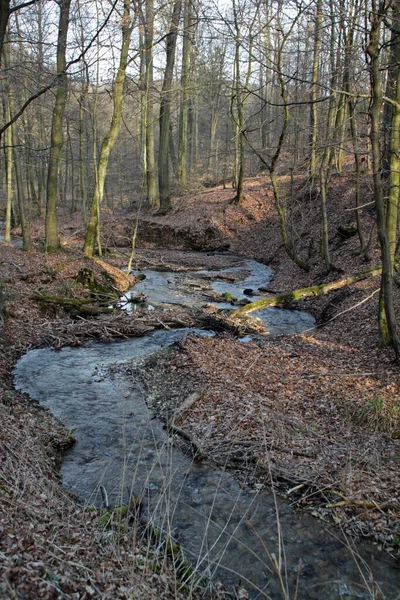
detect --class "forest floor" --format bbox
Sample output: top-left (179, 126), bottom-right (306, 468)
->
top-left (1, 170), bottom-right (400, 597)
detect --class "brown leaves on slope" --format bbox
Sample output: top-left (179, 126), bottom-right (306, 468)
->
top-left (161, 331), bottom-right (399, 549)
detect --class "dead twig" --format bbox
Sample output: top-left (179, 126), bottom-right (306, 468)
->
top-left (326, 490), bottom-right (400, 511)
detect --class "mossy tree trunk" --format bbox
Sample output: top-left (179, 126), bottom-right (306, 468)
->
top-left (231, 264), bottom-right (385, 318)
top-left (84, 0), bottom-right (132, 256)
top-left (368, 0), bottom-right (400, 359)
top-left (385, 2), bottom-right (400, 271)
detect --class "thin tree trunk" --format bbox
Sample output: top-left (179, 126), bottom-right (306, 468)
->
top-left (45, 0), bottom-right (72, 252)
top-left (78, 67), bottom-right (89, 223)
top-left (158, 0), bottom-right (181, 214)
top-left (267, 17), bottom-right (309, 271)
top-left (309, 0), bottom-right (322, 178)
top-left (36, 0), bottom-right (46, 213)
top-left (177, 0), bottom-right (193, 185)
top-left (144, 0), bottom-right (157, 207)
top-left (4, 72), bottom-right (12, 243)
top-left (13, 125), bottom-right (31, 250)
top-left (3, 32), bottom-right (31, 249)
top-left (84, 0), bottom-right (132, 256)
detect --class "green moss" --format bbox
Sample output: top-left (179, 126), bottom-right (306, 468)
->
top-left (41, 427), bottom-right (76, 452)
top-left (75, 267), bottom-right (117, 297)
top-left (222, 292), bottom-right (237, 301)
top-left (99, 504), bottom-right (129, 529)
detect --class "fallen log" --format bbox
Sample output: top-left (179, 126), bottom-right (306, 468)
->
top-left (31, 293), bottom-right (117, 317)
top-left (231, 264), bottom-right (383, 317)
top-left (31, 293), bottom-right (99, 306)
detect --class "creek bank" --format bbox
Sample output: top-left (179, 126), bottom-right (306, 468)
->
top-left (2, 174), bottom-right (398, 598)
top-left (129, 334), bottom-right (400, 559)
top-left (14, 330), bottom-right (400, 600)
top-left (0, 247), bottom-right (214, 599)
top-left (108, 249), bottom-right (400, 560)
top-left (10, 246), bottom-right (400, 596)
top-left (122, 250), bottom-right (316, 336)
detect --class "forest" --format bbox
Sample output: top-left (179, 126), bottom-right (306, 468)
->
top-left (0, 0), bottom-right (400, 598)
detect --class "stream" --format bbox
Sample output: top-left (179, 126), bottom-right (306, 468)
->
top-left (126, 253), bottom-right (316, 335)
top-left (14, 253), bottom-right (400, 599)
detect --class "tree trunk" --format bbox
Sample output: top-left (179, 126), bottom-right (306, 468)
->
top-left (45, 0), bottom-right (71, 252)
top-left (13, 125), bottom-right (32, 251)
top-left (158, 0), bottom-right (181, 213)
top-left (231, 264), bottom-right (385, 318)
top-left (2, 32), bottom-right (31, 250)
top-left (368, 0), bottom-right (400, 358)
top-left (177, 0), bottom-right (193, 185)
top-left (0, 0), bottom-right (10, 68)
top-left (144, 0), bottom-right (157, 208)
top-left (84, 0), bottom-right (132, 256)
top-left (4, 66), bottom-right (12, 243)
top-left (309, 0), bottom-right (322, 178)
top-left (385, 2), bottom-right (400, 269)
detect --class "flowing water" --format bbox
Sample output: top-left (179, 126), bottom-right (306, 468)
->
top-left (14, 255), bottom-right (400, 599)
top-left (127, 254), bottom-right (316, 335)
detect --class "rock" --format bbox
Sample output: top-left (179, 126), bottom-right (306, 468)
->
top-left (243, 288), bottom-right (254, 296)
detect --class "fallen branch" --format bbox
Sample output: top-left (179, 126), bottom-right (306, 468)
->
top-left (172, 391), bottom-right (203, 423)
top-left (31, 293), bottom-right (117, 317)
top-left (326, 490), bottom-right (400, 512)
top-left (231, 264), bottom-right (383, 317)
top-left (167, 391), bottom-right (204, 456)
top-left (31, 293), bottom-right (109, 306)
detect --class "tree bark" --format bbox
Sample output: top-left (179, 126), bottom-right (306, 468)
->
top-left (367, 0), bottom-right (400, 357)
top-left (158, 0), bottom-right (181, 214)
top-left (2, 32), bottom-right (31, 250)
top-left (309, 0), bottom-right (322, 178)
top-left (143, 0), bottom-right (157, 207)
top-left (45, 0), bottom-right (71, 252)
top-left (231, 264), bottom-right (385, 318)
top-left (177, 0), bottom-right (193, 185)
top-left (84, 0), bottom-right (132, 256)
